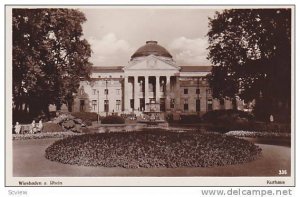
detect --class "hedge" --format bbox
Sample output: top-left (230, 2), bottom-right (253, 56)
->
top-left (202, 109), bottom-right (254, 123)
top-left (42, 123), bottom-right (64, 133)
top-left (71, 112), bottom-right (99, 122)
top-left (179, 115), bottom-right (201, 124)
top-left (101, 115), bottom-right (125, 124)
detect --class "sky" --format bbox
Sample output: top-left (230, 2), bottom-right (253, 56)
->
top-left (80, 7), bottom-right (220, 67)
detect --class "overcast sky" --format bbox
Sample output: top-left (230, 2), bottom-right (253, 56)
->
top-left (80, 8), bottom-right (219, 67)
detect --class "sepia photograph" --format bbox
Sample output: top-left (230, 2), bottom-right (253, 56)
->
top-left (5, 5), bottom-right (294, 186)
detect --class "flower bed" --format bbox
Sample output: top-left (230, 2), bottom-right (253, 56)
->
top-left (13, 132), bottom-right (83, 140)
top-left (45, 131), bottom-right (262, 168)
top-left (226, 130), bottom-right (291, 138)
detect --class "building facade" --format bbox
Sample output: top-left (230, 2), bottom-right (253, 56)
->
top-left (73, 41), bottom-right (243, 116)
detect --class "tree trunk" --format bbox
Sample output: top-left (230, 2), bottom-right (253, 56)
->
top-left (67, 99), bottom-right (73, 112)
top-left (232, 98), bottom-right (237, 110)
top-left (55, 101), bottom-right (62, 111)
top-left (42, 103), bottom-right (50, 121)
top-left (28, 98), bottom-right (41, 119)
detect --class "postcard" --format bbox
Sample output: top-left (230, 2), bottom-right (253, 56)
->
top-left (5, 5), bottom-right (295, 186)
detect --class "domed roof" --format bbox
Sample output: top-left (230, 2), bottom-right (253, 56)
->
top-left (131, 41), bottom-right (172, 59)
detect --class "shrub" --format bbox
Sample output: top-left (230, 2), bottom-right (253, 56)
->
top-left (51, 113), bottom-right (87, 133)
top-left (250, 122), bottom-right (290, 133)
top-left (71, 112), bottom-right (98, 122)
top-left (179, 115), bottom-right (201, 124)
top-left (200, 110), bottom-right (255, 133)
top-left (84, 120), bottom-right (93, 126)
top-left (71, 124), bottom-right (82, 133)
top-left (81, 127), bottom-right (91, 133)
top-left (42, 123), bottom-right (64, 133)
top-left (202, 109), bottom-right (254, 124)
top-left (53, 114), bottom-right (74, 124)
top-left (101, 115), bottom-right (125, 124)
top-left (62, 120), bottom-right (75, 130)
top-left (73, 118), bottom-right (83, 125)
top-left (203, 120), bottom-right (290, 134)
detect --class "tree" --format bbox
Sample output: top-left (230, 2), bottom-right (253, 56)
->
top-left (13, 9), bottom-right (92, 120)
top-left (207, 9), bottom-right (291, 121)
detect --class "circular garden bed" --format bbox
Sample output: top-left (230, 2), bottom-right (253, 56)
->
top-left (45, 131), bottom-right (262, 168)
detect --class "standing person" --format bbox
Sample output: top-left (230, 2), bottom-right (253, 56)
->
top-left (37, 120), bottom-right (43, 133)
top-left (270, 114), bottom-right (274, 123)
top-left (14, 122), bottom-right (21, 134)
top-left (30, 120), bottom-right (37, 134)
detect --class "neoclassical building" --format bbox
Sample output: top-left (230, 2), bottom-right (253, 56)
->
top-left (73, 41), bottom-right (242, 117)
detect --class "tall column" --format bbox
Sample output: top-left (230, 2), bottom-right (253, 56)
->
top-left (145, 76), bottom-right (149, 105)
top-left (166, 76), bottom-right (171, 111)
top-left (124, 76), bottom-right (130, 112)
top-left (155, 76), bottom-right (160, 103)
top-left (175, 76), bottom-right (181, 110)
top-left (134, 76), bottom-right (139, 111)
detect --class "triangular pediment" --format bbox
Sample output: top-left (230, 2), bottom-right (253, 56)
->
top-left (124, 55), bottom-right (180, 71)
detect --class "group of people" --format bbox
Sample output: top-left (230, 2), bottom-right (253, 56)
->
top-left (14, 120), bottom-right (43, 134)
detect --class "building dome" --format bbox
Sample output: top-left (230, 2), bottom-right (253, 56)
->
top-left (131, 41), bottom-right (172, 59)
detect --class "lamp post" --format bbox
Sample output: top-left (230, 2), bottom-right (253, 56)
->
top-left (105, 79), bottom-right (108, 116)
top-left (97, 90), bottom-right (100, 124)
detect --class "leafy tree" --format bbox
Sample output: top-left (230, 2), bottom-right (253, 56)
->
top-left (13, 9), bottom-right (92, 120)
top-left (207, 9), bottom-right (291, 121)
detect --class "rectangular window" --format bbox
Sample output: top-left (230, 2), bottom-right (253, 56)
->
top-left (130, 99), bottom-right (134, 109)
top-left (104, 100), bottom-right (109, 112)
top-left (80, 100), bottom-right (85, 112)
top-left (92, 100), bottom-right (97, 111)
top-left (196, 99), bottom-right (200, 112)
top-left (184, 88), bottom-right (188, 94)
top-left (184, 99), bottom-right (189, 111)
top-left (208, 99), bottom-right (213, 111)
top-left (80, 89), bottom-right (84, 95)
top-left (160, 98), bottom-right (166, 112)
top-left (149, 83), bottom-right (154, 92)
top-left (160, 84), bottom-right (165, 92)
top-left (116, 89), bottom-right (120, 95)
top-left (93, 89), bottom-right (97, 95)
top-left (116, 100), bottom-right (121, 111)
top-left (140, 83), bottom-right (143, 92)
top-left (196, 88), bottom-right (200, 94)
top-left (170, 98), bottom-right (175, 109)
top-left (207, 88), bottom-right (212, 95)
top-left (104, 89), bottom-right (108, 95)
top-left (140, 98), bottom-right (145, 111)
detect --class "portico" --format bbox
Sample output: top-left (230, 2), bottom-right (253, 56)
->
top-left (123, 75), bottom-right (173, 113)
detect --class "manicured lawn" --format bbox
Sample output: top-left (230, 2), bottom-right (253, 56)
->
top-left (45, 131), bottom-right (262, 168)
